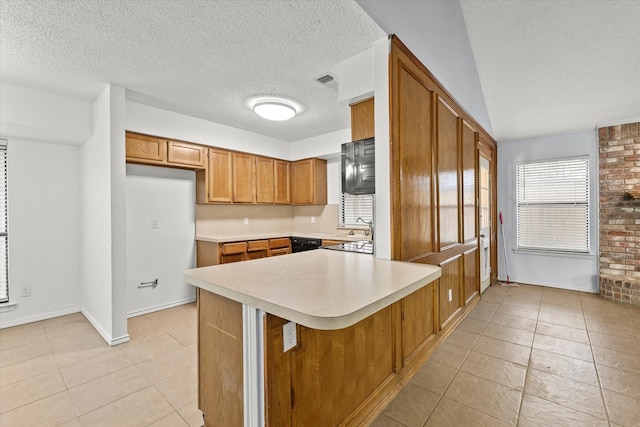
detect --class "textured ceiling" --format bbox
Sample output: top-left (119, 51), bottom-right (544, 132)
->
top-left (2, 1), bottom-right (638, 144)
top-left (0, 0), bottom-right (385, 142)
top-left (460, 0), bottom-right (640, 142)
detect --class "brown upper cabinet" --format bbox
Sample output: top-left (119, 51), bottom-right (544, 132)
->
top-left (167, 140), bottom-right (206, 168)
top-left (256, 156), bottom-right (275, 204)
top-left (274, 160), bottom-right (291, 204)
top-left (126, 132), bottom-right (167, 164)
top-left (197, 148), bottom-right (233, 203)
top-left (125, 132), bottom-right (205, 169)
top-left (232, 152), bottom-right (256, 203)
top-left (291, 158), bottom-right (327, 205)
top-left (127, 131), bottom-right (325, 206)
top-left (351, 98), bottom-right (375, 141)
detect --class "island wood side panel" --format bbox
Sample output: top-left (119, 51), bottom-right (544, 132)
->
top-left (198, 289), bottom-right (244, 427)
top-left (291, 306), bottom-right (394, 426)
top-left (401, 280), bottom-right (438, 366)
top-left (264, 315), bottom-right (293, 427)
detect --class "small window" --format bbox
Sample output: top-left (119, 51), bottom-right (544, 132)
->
top-left (0, 139), bottom-right (8, 303)
top-left (340, 193), bottom-right (374, 227)
top-left (516, 156), bottom-right (589, 253)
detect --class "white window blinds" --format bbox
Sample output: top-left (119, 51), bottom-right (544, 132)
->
top-left (0, 139), bottom-right (8, 303)
top-left (516, 157), bottom-right (589, 253)
top-left (340, 193), bottom-right (374, 227)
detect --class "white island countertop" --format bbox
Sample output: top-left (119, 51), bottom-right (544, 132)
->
top-left (184, 249), bottom-right (441, 330)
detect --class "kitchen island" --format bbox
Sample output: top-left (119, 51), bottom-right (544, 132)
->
top-left (184, 249), bottom-right (442, 426)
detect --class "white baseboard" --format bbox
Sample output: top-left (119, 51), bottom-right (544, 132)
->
top-left (127, 297), bottom-right (197, 318)
top-left (497, 277), bottom-right (598, 293)
top-left (0, 305), bottom-right (81, 329)
top-left (82, 308), bottom-right (130, 347)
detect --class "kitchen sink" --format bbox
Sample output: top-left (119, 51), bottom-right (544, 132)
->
top-left (321, 240), bottom-right (374, 255)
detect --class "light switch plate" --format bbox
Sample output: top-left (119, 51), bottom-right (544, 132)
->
top-left (283, 321), bottom-right (297, 352)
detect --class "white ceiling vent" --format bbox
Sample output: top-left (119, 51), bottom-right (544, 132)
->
top-left (315, 72), bottom-right (338, 90)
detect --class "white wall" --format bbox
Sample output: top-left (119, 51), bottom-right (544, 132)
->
top-left (80, 85), bottom-right (129, 345)
top-left (126, 101), bottom-right (291, 160)
top-left (290, 128), bottom-right (350, 160)
top-left (0, 138), bottom-right (81, 328)
top-left (356, 0), bottom-right (492, 135)
top-left (0, 83), bottom-right (92, 145)
top-left (372, 37), bottom-right (391, 260)
top-left (126, 164), bottom-right (196, 316)
top-left (497, 130), bottom-right (599, 292)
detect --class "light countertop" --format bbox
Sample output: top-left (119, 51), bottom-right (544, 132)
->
top-left (196, 232), bottom-right (371, 243)
top-left (184, 249), bottom-right (440, 330)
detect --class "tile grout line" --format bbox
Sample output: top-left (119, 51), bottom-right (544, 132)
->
top-left (514, 295), bottom-right (540, 427)
top-left (581, 295), bottom-right (612, 425)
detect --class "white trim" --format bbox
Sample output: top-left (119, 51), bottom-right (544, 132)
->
top-left (0, 305), bottom-right (80, 329)
top-left (242, 305), bottom-right (265, 427)
top-left (597, 117), bottom-right (640, 128)
top-left (126, 296), bottom-right (196, 318)
top-left (82, 308), bottom-right (130, 347)
top-left (513, 249), bottom-right (595, 260)
top-left (0, 301), bottom-right (17, 313)
top-left (497, 277), bottom-right (598, 293)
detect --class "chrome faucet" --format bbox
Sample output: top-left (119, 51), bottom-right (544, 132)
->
top-left (356, 217), bottom-right (374, 240)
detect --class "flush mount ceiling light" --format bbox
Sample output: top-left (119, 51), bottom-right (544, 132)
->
top-left (253, 99), bottom-right (297, 121)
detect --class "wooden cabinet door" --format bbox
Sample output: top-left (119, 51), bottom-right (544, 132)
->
top-left (462, 121), bottom-right (477, 243)
top-left (167, 140), bottom-right (206, 168)
top-left (351, 98), bottom-right (375, 141)
top-left (439, 255), bottom-right (463, 329)
top-left (207, 148), bottom-right (233, 203)
top-left (291, 158), bottom-right (327, 205)
top-left (232, 152), bottom-right (255, 203)
top-left (274, 160), bottom-right (291, 204)
top-left (436, 98), bottom-right (461, 249)
top-left (390, 46), bottom-right (436, 261)
top-left (255, 156), bottom-right (275, 204)
top-left (291, 159), bottom-right (313, 204)
top-left (401, 281), bottom-right (437, 364)
top-left (269, 247), bottom-right (290, 256)
top-left (125, 132), bottom-right (167, 164)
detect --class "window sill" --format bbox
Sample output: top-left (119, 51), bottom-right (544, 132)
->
top-left (513, 248), bottom-right (594, 260)
top-left (0, 301), bottom-right (17, 313)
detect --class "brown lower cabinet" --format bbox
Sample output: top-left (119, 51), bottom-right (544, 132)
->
top-left (196, 238), bottom-right (292, 266)
top-left (197, 279), bottom-right (479, 426)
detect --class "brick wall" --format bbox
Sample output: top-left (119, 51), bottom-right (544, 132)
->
top-left (599, 121), bottom-right (640, 307)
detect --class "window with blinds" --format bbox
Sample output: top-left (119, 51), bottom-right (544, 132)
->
top-left (516, 157), bottom-right (589, 253)
top-left (0, 139), bottom-right (7, 303)
top-left (340, 193), bottom-right (374, 227)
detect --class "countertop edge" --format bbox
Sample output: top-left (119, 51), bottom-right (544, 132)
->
top-left (184, 267), bottom-right (441, 330)
top-left (196, 232), bottom-right (371, 243)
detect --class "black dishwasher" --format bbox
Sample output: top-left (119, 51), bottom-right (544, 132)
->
top-left (290, 237), bottom-right (321, 253)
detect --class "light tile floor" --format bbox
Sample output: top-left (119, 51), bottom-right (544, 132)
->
top-left (0, 303), bottom-right (201, 427)
top-left (2, 285), bottom-right (640, 426)
top-left (373, 284), bottom-right (640, 427)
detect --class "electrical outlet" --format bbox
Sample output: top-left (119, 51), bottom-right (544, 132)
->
top-left (448, 288), bottom-right (453, 302)
top-left (243, 217), bottom-right (249, 225)
top-left (21, 284), bottom-right (31, 297)
top-left (311, 216), bottom-right (316, 223)
top-left (283, 321), bottom-right (297, 352)
top-left (151, 219), bottom-right (159, 229)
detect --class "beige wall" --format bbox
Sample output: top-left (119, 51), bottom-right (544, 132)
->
top-left (196, 204), bottom-right (360, 238)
